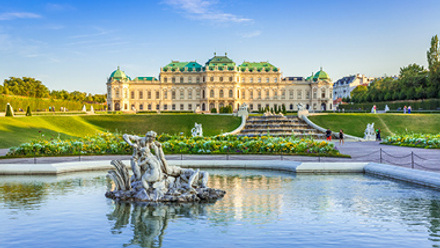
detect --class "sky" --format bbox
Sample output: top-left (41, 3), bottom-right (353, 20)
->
top-left (1, 0), bottom-right (440, 94)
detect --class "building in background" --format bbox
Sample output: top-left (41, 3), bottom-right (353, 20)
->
top-left (332, 74), bottom-right (375, 100)
top-left (106, 54), bottom-right (334, 112)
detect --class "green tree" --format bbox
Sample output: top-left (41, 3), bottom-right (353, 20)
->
top-left (210, 108), bottom-right (217, 113)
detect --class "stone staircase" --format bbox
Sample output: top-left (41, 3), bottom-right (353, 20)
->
top-left (238, 115), bottom-right (327, 139)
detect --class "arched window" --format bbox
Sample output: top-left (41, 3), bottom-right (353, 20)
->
top-left (131, 91), bottom-right (135, 99)
top-left (164, 77), bottom-right (167, 83)
top-left (229, 89), bottom-right (233, 98)
top-left (210, 89), bottom-right (214, 98)
top-left (115, 88), bottom-right (120, 98)
top-left (321, 88), bottom-right (326, 98)
top-left (219, 90), bottom-right (224, 98)
top-left (139, 91), bottom-right (143, 99)
top-left (164, 90), bottom-right (168, 99)
top-left (313, 88), bottom-right (318, 99)
top-left (139, 104), bottom-right (144, 110)
top-left (180, 91), bottom-right (184, 99)
top-left (172, 91), bottom-right (176, 100)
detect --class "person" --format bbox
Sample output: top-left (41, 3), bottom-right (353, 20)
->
top-left (376, 128), bottom-right (381, 141)
top-left (373, 105), bottom-right (377, 114)
top-left (403, 106), bottom-right (407, 114)
top-left (339, 129), bottom-right (344, 145)
top-left (408, 106), bottom-right (411, 114)
top-left (326, 129), bottom-right (332, 141)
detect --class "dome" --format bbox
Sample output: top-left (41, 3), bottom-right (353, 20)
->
top-left (110, 66), bottom-right (128, 79)
top-left (313, 67), bottom-right (329, 81)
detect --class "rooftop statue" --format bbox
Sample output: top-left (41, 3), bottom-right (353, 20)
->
top-left (106, 131), bottom-right (225, 202)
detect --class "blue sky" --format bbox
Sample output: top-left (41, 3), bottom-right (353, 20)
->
top-left (1, 0), bottom-right (439, 94)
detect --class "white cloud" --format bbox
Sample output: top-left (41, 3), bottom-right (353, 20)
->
top-left (163, 0), bottom-right (251, 23)
top-left (0, 12), bottom-right (42, 21)
top-left (241, 30), bottom-right (262, 38)
top-left (45, 3), bottom-right (76, 12)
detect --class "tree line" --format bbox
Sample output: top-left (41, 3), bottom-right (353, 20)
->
top-left (347, 35), bottom-right (440, 103)
top-left (0, 77), bottom-right (106, 103)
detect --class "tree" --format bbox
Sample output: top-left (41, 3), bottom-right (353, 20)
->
top-left (26, 106), bottom-right (32, 116)
top-left (427, 35), bottom-right (440, 73)
top-left (399, 64), bottom-right (426, 79)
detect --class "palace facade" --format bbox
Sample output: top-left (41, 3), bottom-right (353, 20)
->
top-left (106, 54), bottom-right (334, 112)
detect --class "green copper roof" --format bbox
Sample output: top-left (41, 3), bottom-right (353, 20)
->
top-left (110, 66), bottom-right (128, 79)
top-left (134, 77), bottom-right (158, 81)
top-left (239, 62), bottom-right (278, 72)
top-left (205, 54), bottom-right (236, 68)
top-left (313, 68), bottom-right (330, 81)
top-left (163, 61), bottom-right (202, 72)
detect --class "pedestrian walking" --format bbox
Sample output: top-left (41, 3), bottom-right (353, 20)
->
top-left (339, 129), bottom-right (344, 145)
top-left (326, 129), bottom-right (332, 141)
top-left (403, 106), bottom-right (407, 114)
top-left (408, 106), bottom-right (411, 114)
top-left (376, 128), bottom-right (381, 141)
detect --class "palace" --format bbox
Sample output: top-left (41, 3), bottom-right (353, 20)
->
top-left (106, 54), bottom-right (334, 112)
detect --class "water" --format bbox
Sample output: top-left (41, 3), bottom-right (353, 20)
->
top-left (1, 170), bottom-right (440, 248)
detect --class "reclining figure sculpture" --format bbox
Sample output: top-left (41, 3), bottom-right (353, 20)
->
top-left (106, 131), bottom-right (225, 202)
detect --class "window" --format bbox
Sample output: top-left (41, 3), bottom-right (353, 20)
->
top-left (147, 91), bottom-right (151, 99)
top-left (172, 104), bottom-right (176, 110)
top-left (180, 91), bottom-right (184, 100)
top-left (241, 77), bottom-right (245, 83)
top-left (172, 91), bottom-right (176, 100)
top-left (242, 90), bottom-right (246, 99)
top-left (196, 77), bottom-right (200, 83)
top-left (196, 90), bottom-right (200, 99)
top-left (139, 104), bottom-right (143, 110)
top-left (210, 77), bottom-right (214, 82)
top-left (306, 91), bottom-right (310, 99)
top-left (131, 91), bottom-right (135, 99)
top-left (188, 90), bottom-right (193, 99)
top-left (274, 91), bottom-right (278, 99)
top-left (258, 91), bottom-right (261, 99)
top-left (274, 78), bottom-right (278, 83)
top-left (180, 104), bottom-right (184, 110)
top-left (124, 89), bottom-right (128, 98)
top-left (188, 77), bottom-right (192, 83)
top-left (139, 91), bottom-right (143, 99)
top-left (219, 90), bottom-right (224, 98)
top-left (115, 89), bottom-right (120, 98)
top-left (156, 104), bottom-right (160, 110)
top-left (164, 91), bottom-right (168, 99)
top-left (210, 89), bottom-right (214, 98)
top-left (250, 90), bottom-right (253, 99)
top-left (250, 78), bottom-right (253, 83)
top-left (164, 105), bottom-right (168, 110)
top-left (313, 89), bottom-right (317, 99)
top-left (156, 91), bottom-right (160, 99)
top-left (229, 90), bottom-right (233, 98)
top-left (164, 77), bottom-right (167, 83)
top-left (229, 77), bottom-right (233, 82)
top-left (148, 104), bottom-right (152, 110)
top-left (258, 104), bottom-right (261, 110)
top-left (258, 78), bottom-right (261, 83)
top-left (124, 104), bottom-right (127, 110)
top-left (180, 77), bottom-right (184, 83)
top-left (321, 88), bottom-right (326, 98)
top-left (131, 104), bottom-right (135, 110)
top-left (265, 90), bottom-right (269, 99)
top-left (188, 104), bottom-right (192, 110)
top-left (250, 104), bottom-right (253, 110)
top-left (289, 90), bottom-right (294, 99)
top-left (172, 77), bottom-right (175, 83)
top-left (220, 77), bottom-right (223, 82)
top-left (266, 78), bottom-right (269, 83)
top-left (298, 90), bottom-right (302, 100)
top-left (290, 104), bottom-right (293, 110)
top-left (281, 91), bottom-right (285, 99)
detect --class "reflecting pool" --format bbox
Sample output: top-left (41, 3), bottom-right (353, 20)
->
top-left (1, 170), bottom-right (440, 247)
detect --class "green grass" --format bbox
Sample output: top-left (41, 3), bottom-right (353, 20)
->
top-left (308, 113), bottom-right (440, 138)
top-left (0, 114), bottom-right (241, 148)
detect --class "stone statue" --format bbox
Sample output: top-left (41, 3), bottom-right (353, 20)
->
top-left (106, 130), bottom-right (225, 203)
top-left (82, 105), bottom-right (87, 112)
top-left (384, 105), bottom-right (390, 112)
top-left (363, 122), bottom-right (376, 141)
top-left (191, 123), bottom-right (203, 137)
top-left (297, 103), bottom-right (305, 111)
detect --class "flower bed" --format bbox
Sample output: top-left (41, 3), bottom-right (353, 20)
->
top-left (6, 133), bottom-right (345, 157)
top-left (383, 133), bottom-right (440, 149)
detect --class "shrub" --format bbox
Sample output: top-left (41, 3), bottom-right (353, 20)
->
top-left (5, 103), bottom-right (13, 117)
top-left (210, 108), bottom-right (217, 113)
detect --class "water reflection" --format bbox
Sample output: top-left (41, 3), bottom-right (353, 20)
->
top-left (107, 202), bottom-right (210, 248)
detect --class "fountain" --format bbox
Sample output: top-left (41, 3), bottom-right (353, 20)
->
top-left (105, 131), bottom-right (226, 202)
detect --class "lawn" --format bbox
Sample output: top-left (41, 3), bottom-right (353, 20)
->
top-left (308, 113), bottom-right (440, 138)
top-left (0, 114), bottom-right (241, 148)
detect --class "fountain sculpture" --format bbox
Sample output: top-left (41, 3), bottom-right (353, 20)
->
top-left (363, 123), bottom-right (376, 141)
top-left (106, 131), bottom-right (226, 202)
top-left (191, 123), bottom-right (203, 137)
